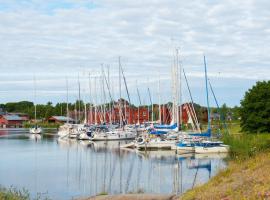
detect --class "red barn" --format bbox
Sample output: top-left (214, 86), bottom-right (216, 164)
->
top-left (0, 115), bottom-right (28, 128)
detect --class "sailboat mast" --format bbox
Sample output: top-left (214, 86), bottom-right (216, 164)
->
top-left (119, 57), bottom-right (122, 128)
top-left (78, 74), bottom-right (81, 124)
top-left (88, 73), bottom-right (92, 124)
top-left (66, 77), bottom-right (69, 124)
top-left (175, 48), bottom-right (180, 131)
top-left (33, 75), bottom-right (37, 123)
top-left (119, 61), bottom-right (131, 124)
top-left (84, 95), bottom-right (87, 124)
top-left (183, 69), bottom-right (201, 133)
top-left (136, 81), bottom-right (142, 124)
top-left (178, 49), bottom-right (183, 131)
top-left (208, 80), bottom-right (229, 134)
top-left (204, 56), bottom-right (211, 133)
top-left (107, 65), bottom-right (112, 125)
top-left (158, 72), bottom-right (161, 124)
top-left (94, 76), bottom-right (97, 125)
top-left (147, 87), bottom-right (153, 122)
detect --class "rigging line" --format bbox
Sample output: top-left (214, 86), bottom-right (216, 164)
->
top-left (183, 68), bottom-right (201, 132)
top-left (119, 62), bottom-right (131, 104)
top-left (208, 79), bottom-right (229, 134)
top-left (101, 66), bottom-right (114, 102)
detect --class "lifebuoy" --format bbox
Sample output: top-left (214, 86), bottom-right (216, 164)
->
top-left (137, 137), bottom-right (145, 145)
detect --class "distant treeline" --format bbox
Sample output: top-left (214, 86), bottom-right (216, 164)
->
top-left (0, 100), bottom-right (240, 122)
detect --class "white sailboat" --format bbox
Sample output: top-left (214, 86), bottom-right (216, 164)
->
top-left (91, 128), bottom-right (136, 141)
top-left (135, 136), bottom-right (176, 151)
top-left (58, 77), bottom-right (71, 138)
top-left (30, 76), bottom-right (42, 134)
top-left (195, 141), bottom-right (229, 154)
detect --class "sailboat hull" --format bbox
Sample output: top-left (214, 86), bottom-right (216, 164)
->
top-left (91, 131), bottom-right (136, 141)
top-left (29, 127), bottom-right (42, 134)
top-left (195, 145), bottom-right (229, 154)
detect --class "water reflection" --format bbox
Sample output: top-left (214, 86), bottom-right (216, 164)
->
top-left (0, 129), bottom-right (227, 200)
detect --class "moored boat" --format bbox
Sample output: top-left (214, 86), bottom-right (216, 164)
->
top-left (29, 125), bottom-right (42, 134)
top-left (91, 128), bottom-right (136, 141)
top-left (195, 141), bottom-right (229, 154)
top-left (135, 136), bottom-right (176, 151)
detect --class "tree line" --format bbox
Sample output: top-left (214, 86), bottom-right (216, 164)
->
top-left (0, 100), bottom-right (240, 122)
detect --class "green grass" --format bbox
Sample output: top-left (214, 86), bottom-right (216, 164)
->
top-left (0, 186), bottom-right (50, 200)
top-left (97, 192), bottom-right (108, 196)
top-left (0, 186), bottom-right (30, 200)
top-left (222, 133), bottom-right (270, 160)
top-left (23, 122), bottom-right (60, 129)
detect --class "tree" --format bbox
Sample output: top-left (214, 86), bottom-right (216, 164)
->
top-left (240, 81), bottom-right (270, 133)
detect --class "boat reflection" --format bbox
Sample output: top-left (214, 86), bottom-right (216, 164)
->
top-left (0, 132), bottom-right (228, 200)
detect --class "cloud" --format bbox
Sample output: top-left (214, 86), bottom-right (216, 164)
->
top-left (0, 0), bottom-right (269, 106)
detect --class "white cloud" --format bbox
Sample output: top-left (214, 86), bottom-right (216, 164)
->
top-left (0, 0), bottom-right (269, 106)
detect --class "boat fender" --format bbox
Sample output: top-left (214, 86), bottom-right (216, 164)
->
top-left (137, 137), bottom-right (145, 145)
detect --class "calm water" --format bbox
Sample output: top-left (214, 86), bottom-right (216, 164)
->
top-left (0, 129), bottom-right (227, 200)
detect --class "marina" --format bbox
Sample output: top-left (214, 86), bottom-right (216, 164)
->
top-left (0, 129), bottom-right (227, 200)
top-left (0, 1), bottom-right (267, 199)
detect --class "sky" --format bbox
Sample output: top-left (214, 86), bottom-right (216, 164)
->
top-left (0, 0), bottom-right (269, 107)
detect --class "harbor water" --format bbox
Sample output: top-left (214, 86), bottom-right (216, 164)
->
top-left (0, 129), bottom-right (227, 200)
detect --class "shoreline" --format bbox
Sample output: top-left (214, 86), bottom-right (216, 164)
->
top-left (80, 151), bottom-right (270, 200)
top-left (78, 194), bottom-right (178, 200)
top-left (181, 151), bottom-right (270, 199)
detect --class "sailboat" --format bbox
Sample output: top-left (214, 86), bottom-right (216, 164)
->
top-left (29, 76), bottom-right (42, 134)
top-left (58, 77), bottom-right (72, 138)
top-left (193, 56), bottom-right (229, 153)
top-left (90, 58), bottom-right (137, 141)
top-left (175, 56), bottom-right (230, 154)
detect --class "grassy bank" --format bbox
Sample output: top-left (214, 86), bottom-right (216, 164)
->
top-left (223, 133), bottom-right (270, 160)
top-left (181, 131), bottom-right (270, 200)
top-left (0, 186), bottom-right (50, 200)
top-left (0, 186), bottom-right (30, 200)
top-left (181, 150), bottom-right (270, 200)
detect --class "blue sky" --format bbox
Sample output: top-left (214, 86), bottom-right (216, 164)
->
top-left (0, 0), bottom-right (269, 107)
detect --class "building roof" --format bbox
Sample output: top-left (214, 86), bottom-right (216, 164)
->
top-left (2, 115), bottom-right (26, 121)
top-left (51, 116), bottom-right (75, 122)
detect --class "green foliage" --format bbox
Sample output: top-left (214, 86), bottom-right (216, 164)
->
top-left (220, 103), bottom-right (228, 120)
top-left (230, 106), bottom-right (241, 120)
top-left (0, 101), bottom-right (85, 120)
top-left (23, 122), bottom-right (60, 129)
top-left (240, 81), bottom-right (270, 133)
top-left (223, 133), bottom-right (270, 160)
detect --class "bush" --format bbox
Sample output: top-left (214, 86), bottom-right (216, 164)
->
top-left (240, 81), bottom-right (270, 133)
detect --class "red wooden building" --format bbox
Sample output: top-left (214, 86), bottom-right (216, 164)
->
top-left (0, 114), bottom-right (28, 128)
top-left (48, 116), bottom-right (75, 124)
top-left (86, 99), bottom-right (196, 125)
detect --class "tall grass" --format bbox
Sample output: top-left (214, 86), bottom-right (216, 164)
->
top-left (223, 133), bottom-right (270, 160)
top-left (0, 186), bottom-right (50, 200)
top-left (0, 186), bottom-right (30, 200)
